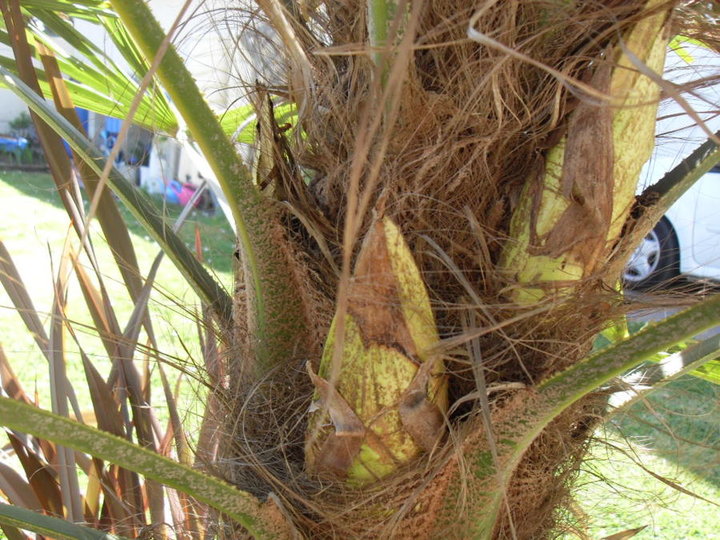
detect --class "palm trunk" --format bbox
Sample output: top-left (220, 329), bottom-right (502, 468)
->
top-left (228, 1), bottom-right (680, 537)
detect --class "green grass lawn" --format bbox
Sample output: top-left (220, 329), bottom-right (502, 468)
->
top-left (0, 170), bottom-right (718, 539)
top-left (568, 377), bottom-right (720, 538)
top-left (0, 169), bottom-right (234, 428)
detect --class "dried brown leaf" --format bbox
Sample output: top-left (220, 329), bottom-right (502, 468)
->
top-left (602, 525), bottom-right (648, 540)
top-left (0, 462), bottom-right (42, 511)
top-left (6, 433), bottom-right (62, 517)
top-left (306, 363), bottom-right (365, 477)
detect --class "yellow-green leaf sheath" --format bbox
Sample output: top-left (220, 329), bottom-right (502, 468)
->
top-left (306, 218), bottom-right (447, 485)
top-left (500, 2), bottom-right (669, 303)
top-left (606, 4), bottom-right (669, 245)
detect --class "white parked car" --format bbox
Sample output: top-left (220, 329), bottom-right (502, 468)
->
top-left (624, 165), bottom-right (720, 289)
top-left (624, 43), bottom-right (720, 289)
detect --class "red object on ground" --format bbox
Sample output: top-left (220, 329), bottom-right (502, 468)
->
top-left (178, 182), bottom-right (197, 207)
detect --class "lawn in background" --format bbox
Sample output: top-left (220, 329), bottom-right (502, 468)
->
top-left (0, 170), bottom-right (718, 539)
top-left (570, 376), bottom-right (720, 538)
top-left (0, 169), bottom-right (234, 428)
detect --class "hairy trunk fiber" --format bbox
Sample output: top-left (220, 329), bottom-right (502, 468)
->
top-left (219, 1), bottom-right (688, 537)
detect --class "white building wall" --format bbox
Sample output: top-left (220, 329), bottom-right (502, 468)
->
top-left (0, 88), bottom-right (30, 134)
top-left (1, 1), bottom-right (264, 189)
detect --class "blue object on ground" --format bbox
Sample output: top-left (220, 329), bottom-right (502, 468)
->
top-left (0, 136), bottom-right (28, 152)
top-left (164, 179), bottom-right (182, 204)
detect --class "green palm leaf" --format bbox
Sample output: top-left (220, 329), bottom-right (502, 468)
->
top-left (0, 503), bottom-right (124, 540)
top-left (0, 6), bottom-right (176, 132)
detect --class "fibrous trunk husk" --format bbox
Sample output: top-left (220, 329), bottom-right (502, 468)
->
top-left (212, 1), bottom-right (702, 537)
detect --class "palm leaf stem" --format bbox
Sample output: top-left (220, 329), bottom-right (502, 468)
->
top-left (458, 293), bottom-right (720, 537)
top-left (0, 502), bottom-right (125, 540)
top-left (108, 0), bottom-right (310, 371)
top-left (0, 398), bottom-right (278, 539)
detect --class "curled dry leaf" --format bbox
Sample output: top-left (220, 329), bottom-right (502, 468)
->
top-left (306, 363), bottom-right (365, 478)
top-left (601, 525), bottom-right (648, 540)
top-left (398, 360), bottom-right (445, 453)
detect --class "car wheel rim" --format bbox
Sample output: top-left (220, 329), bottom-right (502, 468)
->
top-left (624, 230), bottom-right (661, 283)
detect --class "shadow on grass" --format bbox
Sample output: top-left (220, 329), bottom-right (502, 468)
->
top-left (610, 375), bottom-right (720, 490)
top-left (0, 168), bottom-right (236, 276)
top-left (618, 283), bottom-right (720, 493)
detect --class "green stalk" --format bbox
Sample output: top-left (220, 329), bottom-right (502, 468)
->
top-left (614, 130), bottom-right (720, 273)
top-left (537, 293), bottom-right (720, 410)
top-left (367, 0), bottom-right (390, 69)
top-left (639, 129), bottom-right (720, 216)
top-left (0, 503), bottom-right (125, 540)
top-left (606, 332), bottom-right (720, 414)
top-left (106, 0), bottom-right (257, 236)
top-left (108, 0), bottom-right (309, 371)
top-left (0, 397), bottom-right (278, 539)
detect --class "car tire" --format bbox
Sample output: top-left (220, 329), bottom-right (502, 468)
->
top-left (623, 217), bottom-right (680, 290)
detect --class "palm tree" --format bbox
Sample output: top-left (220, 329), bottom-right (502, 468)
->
top-left (1, 0), bottom-right (719, 538)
